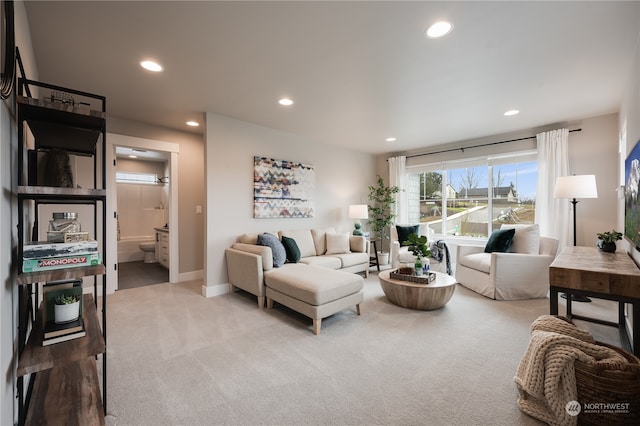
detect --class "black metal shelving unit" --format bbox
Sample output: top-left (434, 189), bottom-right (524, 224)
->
top-left (15, 78), bottom-right (108, 425)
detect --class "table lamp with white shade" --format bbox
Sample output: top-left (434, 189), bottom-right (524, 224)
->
top-left (349, 204), bottom-right (369, 236)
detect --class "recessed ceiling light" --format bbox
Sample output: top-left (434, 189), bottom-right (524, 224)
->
top-left (386, 137), bottom-right (397, 142)
top-left (278, 98), bottom-right (294, 106)
top-left (128, 155), bottom-right (138, 159)
top-left (140, 60), bottom-right (163, 72)
top-left (186, 121), bottom-right (199, 127)
top-left (504, 110), bottom-right (520, 116)
top-left (425, 21), bottom-right (453, 39)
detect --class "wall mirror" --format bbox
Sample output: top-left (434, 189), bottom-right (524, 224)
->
top-left (1, 0), bottom-right (15, 99)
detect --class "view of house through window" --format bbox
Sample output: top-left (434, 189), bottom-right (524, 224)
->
top-left (407, 152), bottom-right (537, 237)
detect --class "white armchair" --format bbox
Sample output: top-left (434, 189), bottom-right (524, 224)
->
top-left (390, 223), bottom-right (432, 269)
top-left (455, 224), bottom-right (559, 300)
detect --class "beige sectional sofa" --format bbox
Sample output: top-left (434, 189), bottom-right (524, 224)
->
top-left (225, 228), bottom-right (369, 309)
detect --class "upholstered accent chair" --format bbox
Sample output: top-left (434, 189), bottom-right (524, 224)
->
top-left (390, 223), bottom-right (432, 269)
top-left (455, 224), bottom-right (559, 300)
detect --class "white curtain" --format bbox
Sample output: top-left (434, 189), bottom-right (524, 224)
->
top-left (388, 156), bottom-right (408, 224)
top-left (535, 129), bottom-right (570, 248)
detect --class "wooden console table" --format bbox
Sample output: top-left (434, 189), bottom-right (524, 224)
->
top-left (549, 246), bottom-right (640, 354)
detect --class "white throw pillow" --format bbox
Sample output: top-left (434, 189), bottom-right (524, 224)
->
top-left (280, 229), bottom-right (316, 258)
top-left (325, 233), bottom-right (351, 255)
top-left (501, 224), bottom-right (540, 254)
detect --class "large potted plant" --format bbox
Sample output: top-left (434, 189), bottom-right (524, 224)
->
top-left (368, 175), bottom-right (400, 265)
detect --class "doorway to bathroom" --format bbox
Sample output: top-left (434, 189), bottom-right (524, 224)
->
top-left (105, 134), bottom-right (180, 293)
top-left (115, 147), bottom-right (170, 290)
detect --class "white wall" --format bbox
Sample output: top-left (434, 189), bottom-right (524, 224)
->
top-left (621, 26), bottom-right (640, 253)
top-left (567, 113), bottom-right (620, 247)
top-left (203, 113), bottom-right (377, 296)
top-left (107, 118), bottom-right (205, 275)
top-left (0, 74), bottom-right (15, 426)
top-left (618, 13), bottom-right (640, 341)
top-left (2, 2), bottom-right (39, 423)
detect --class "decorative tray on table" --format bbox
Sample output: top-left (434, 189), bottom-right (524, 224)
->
top-left (389, 269), bottom-right (436, 284)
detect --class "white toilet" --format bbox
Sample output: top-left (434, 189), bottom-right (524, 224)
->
top-left (139, 242), bottom-right (156, 263)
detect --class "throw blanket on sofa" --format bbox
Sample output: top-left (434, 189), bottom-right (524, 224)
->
top-left (514, 315), bottom-right (626, 426)
top-left (429, 240), bottom-right (452, 275)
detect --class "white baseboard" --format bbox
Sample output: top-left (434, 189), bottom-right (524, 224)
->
top-left (178, 269), bottom-right (204, 282)
top-left (202, 283), bottom-right (228, 298)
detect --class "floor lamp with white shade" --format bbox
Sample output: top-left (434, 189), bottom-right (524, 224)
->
top-left (554, 174), bottom-right (599, 246)
top-left (554, 174), bottom-right (598, 302)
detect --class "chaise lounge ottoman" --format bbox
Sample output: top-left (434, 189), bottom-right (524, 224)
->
top-left (265, 265), bottom-right (364, 335)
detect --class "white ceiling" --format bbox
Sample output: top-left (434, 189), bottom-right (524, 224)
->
top-left (23, 1), bottom-right (640, 155)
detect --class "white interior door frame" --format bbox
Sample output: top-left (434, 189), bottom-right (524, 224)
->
top-left (106, 133), bottom-right (180, 293)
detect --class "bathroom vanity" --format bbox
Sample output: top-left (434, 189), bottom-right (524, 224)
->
top-left (155, 228), bottom-right (170, 269)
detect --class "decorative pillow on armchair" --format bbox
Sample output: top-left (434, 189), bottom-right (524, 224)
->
top-left (502, 224), bottom-right (540, 254)
top-left (396, 225), bottom-right (420, 246)
top-left (484, 228), bottom-right (515, 253)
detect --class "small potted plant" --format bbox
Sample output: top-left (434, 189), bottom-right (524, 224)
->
top-left (402, 233), bottom-right (431, 276)
top-left (596, 229), bottom-right (623, 253)
top-left (54, 294), bottom-right (80, 324)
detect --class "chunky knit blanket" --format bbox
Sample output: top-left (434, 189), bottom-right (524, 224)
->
top-left (514, 315), bottom-right (626, 426)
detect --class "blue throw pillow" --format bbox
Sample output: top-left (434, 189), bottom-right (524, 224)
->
top-left (484, 228), bottom-right (516, 253)
top-left (281, 236), bottom-right (301, 263)
top-left (257, 233), bottom-right (286, 267)
top-left (396, 225), bottom-right (419, 246)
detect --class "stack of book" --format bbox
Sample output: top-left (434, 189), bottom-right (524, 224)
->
top-left (22, 240), bottom-right (100, 273)
top-left (41, 280), bottom-right (86, 346)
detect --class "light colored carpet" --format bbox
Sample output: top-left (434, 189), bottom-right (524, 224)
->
top-left (100, 271), bottom-right (622, 426)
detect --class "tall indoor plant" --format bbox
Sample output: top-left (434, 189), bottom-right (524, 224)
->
top-left (368, 175), bottom-right (400, 264)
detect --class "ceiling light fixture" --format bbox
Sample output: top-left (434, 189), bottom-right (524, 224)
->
top-left (186, 121), bottom-right (199, 127)
top-left (128, 155), bottom-right (138, 159)
top-left (140, 60), bottom-right (163, 72)
top-left (425, 20), bottom-right (453, 39)
top-left (386, 137), bottom-right (397, 142)
top-left (278, 98), bottom-right (294, 106)
top-left (504, 110), bottom-right (520, 116)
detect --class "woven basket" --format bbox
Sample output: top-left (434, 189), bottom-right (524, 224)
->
top-left (575, 340), bottom-right (640, 425)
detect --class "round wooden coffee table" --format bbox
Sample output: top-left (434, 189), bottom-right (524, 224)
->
top-left (378, 270), bottom-right (456, 310)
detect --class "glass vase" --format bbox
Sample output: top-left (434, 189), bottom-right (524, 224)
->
top-left (415, 257), bottom-right (423, 276)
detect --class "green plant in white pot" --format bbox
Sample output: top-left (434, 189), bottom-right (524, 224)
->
top-left (54, 294), bottom-right (80, 324)
top-left (368, 175), bottom-right (400, 264)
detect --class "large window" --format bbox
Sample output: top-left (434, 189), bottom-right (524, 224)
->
top-left (409, 151), bottom-right (537, 237)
